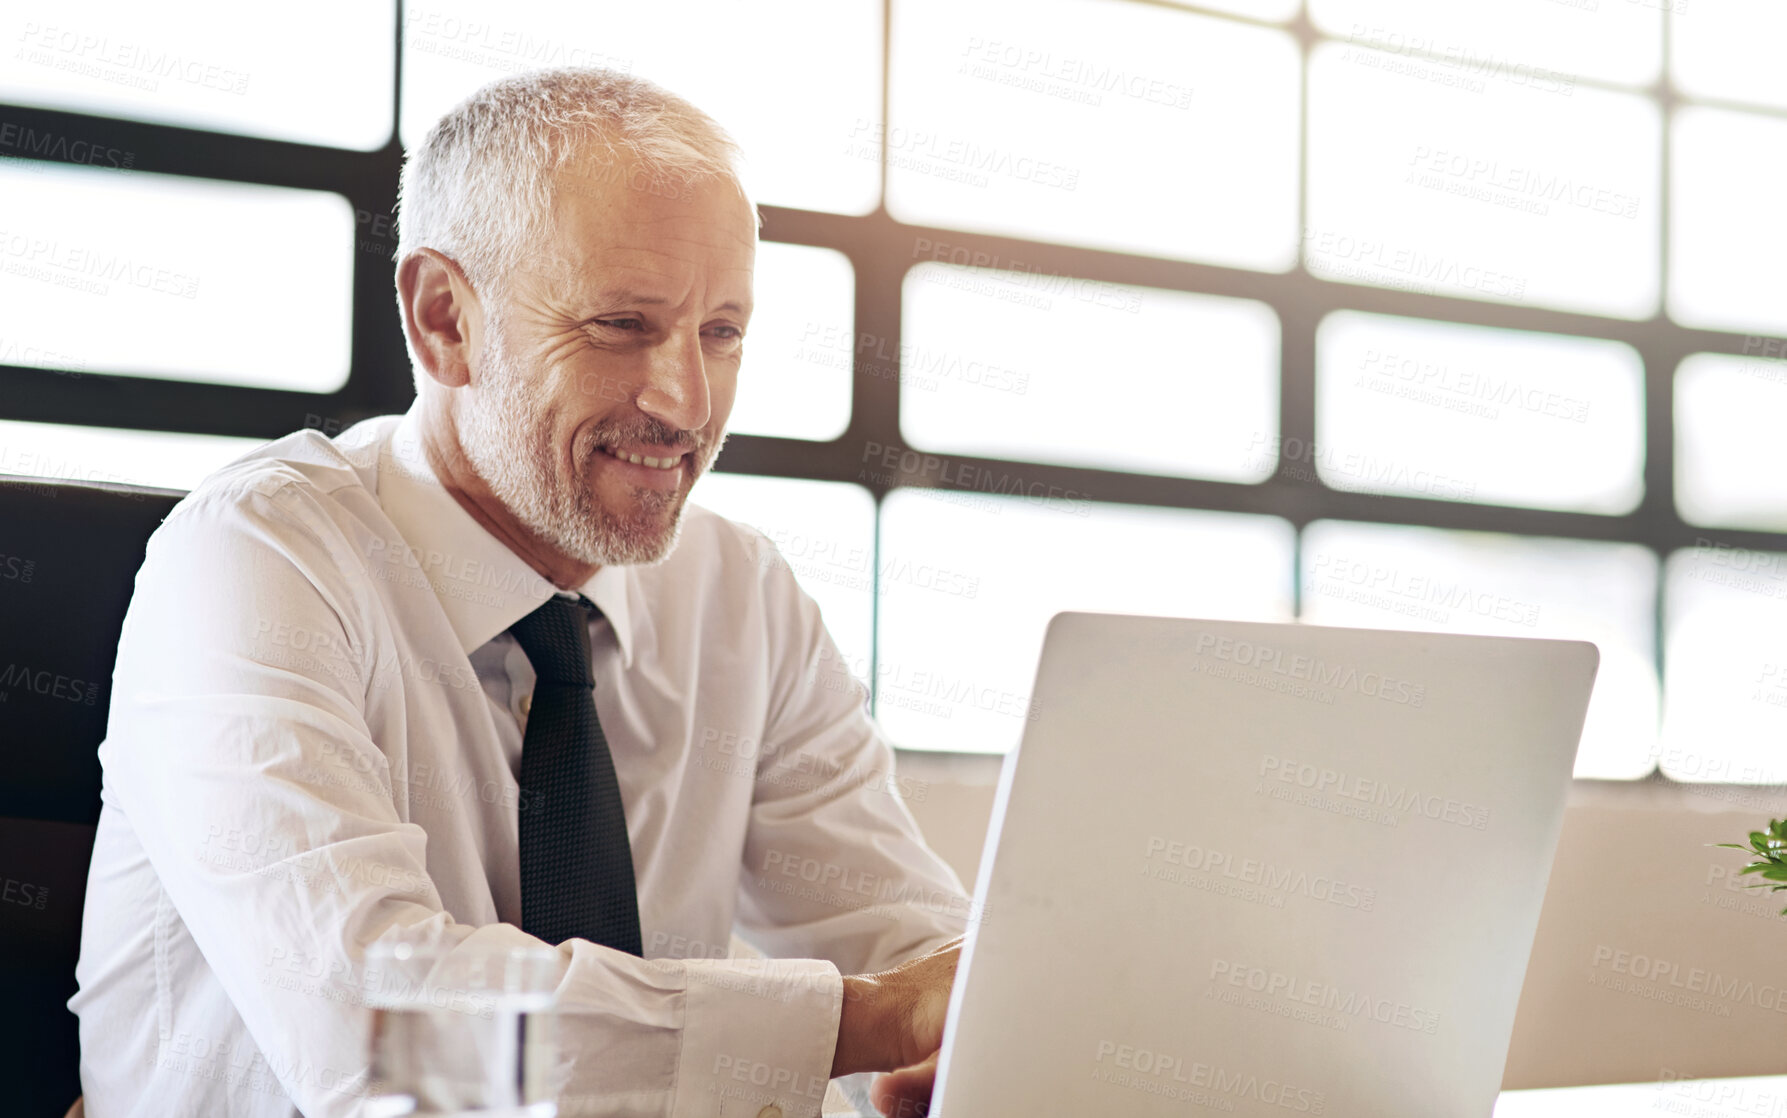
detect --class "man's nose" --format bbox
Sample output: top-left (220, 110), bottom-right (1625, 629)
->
top-left (635, 332), bottom-right (712, 433)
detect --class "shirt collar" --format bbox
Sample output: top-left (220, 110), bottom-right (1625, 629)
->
top-left (378, 403), bottom-right (637, 667)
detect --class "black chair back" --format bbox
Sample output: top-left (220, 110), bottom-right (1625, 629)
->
top-left (0, 475), bottom-right (185, 1116)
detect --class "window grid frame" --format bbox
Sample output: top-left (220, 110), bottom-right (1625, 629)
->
top-left (1, 0), bottom-right (1778, 775)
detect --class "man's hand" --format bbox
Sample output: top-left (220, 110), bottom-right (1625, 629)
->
top-left (870, 1051), bottom-right (940, 1117)
top-left (830, 937), bottom-right (962, 1112)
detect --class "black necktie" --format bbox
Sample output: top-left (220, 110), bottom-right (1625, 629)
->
top-left (509, 594), bottom-right (642, 955)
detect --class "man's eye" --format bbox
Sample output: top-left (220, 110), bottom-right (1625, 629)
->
top-left (707, 325), bottom-right (743, 341)
top-left (595, 317), bottom-right (644, 331)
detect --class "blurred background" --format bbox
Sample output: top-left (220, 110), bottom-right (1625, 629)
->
top-left (5, 0), bottom-right (1787, 1098)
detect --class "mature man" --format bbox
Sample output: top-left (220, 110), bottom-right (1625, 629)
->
top-left (70, 68), bottom-right (968, 1117)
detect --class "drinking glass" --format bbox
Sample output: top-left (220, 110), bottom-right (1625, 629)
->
top-left (363, 940), bottom-right (563, 1118)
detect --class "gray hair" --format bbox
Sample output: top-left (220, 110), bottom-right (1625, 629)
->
top-left (395, 66), bottom-right (750, 320)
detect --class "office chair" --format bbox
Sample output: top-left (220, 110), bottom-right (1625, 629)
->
top-left (0, 475), bottom-right (186, 1118)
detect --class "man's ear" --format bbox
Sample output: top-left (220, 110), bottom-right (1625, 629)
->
top-left (397, 248), bottom-right (481, 389)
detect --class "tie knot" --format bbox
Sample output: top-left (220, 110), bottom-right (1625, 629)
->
top-left (509, 594), bottom-right (598, 687)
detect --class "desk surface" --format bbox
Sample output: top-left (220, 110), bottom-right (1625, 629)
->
top-left (1494, 1074), bottom-right (1785, 1116)
top-left (823, 1076), bottom-right (1784, 1116)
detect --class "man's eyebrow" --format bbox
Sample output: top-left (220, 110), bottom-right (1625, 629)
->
top-left (590, 288), bottom-right (669, 308)
top-left (589, 289), bottom-right (750, 315)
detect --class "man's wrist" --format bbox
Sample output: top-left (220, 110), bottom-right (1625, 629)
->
top-left (831, 973), bottom-right (886, 1078)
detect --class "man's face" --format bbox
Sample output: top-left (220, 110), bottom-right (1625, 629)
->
top-left (456, 156), bottom-right (756, 567)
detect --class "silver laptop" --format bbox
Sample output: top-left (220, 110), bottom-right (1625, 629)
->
top-left (931, 613), bottom-right (1598, 1117)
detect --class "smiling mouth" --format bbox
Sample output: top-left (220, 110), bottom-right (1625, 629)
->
top-left (597, 444), bottom-right (687, 471)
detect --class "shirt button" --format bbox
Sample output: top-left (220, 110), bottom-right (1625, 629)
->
top-left (518, 693), bottom-right (532, 717)
top-left (755, 1108), bottom-right (783, 1118)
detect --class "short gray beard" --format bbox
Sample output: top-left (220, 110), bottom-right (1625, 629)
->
top-left (457, 313), bottom-right (722, 567)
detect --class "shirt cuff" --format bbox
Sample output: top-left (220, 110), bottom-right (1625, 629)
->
top-left (674, 956), bottom-right (844, 1118)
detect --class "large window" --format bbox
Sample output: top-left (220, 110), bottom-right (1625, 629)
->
top-left (3, 1), bottom-right (1779, 781)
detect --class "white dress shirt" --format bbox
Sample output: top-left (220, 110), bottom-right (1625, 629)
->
top-left (70, 404), bottom-right (970, 1118)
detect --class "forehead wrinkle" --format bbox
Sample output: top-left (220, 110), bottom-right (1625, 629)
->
top-left (572, 260), bottom-right (753, 318)
top-left (524, 192), bottom-right (754, 315)
top-left (553, 218), bottom-right (758, 276)
top-left (586, 227), bottom-right (755, 266)
top-left (544, 179), bottom-right (754, 256)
